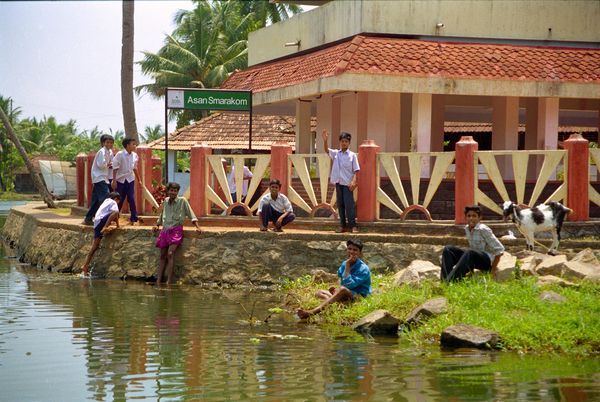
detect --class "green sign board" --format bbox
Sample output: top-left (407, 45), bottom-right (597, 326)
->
top-left (167, 89), bottom-right (251, 111)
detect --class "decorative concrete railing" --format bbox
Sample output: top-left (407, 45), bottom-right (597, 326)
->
top-left (202, 154), bottom-right (270, 215)
top-left (376, 151), bottom-right (455, 220)
top-left (75, 134), bottom-right (594, 223)
top-left (287, 154), bottom-right (337, 217)
top-left (473, 150), bottom-right (567, 216)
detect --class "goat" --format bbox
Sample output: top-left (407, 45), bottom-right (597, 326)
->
top-left (502, 201), bottom-right (573, 255)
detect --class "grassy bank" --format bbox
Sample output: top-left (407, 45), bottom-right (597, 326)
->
top-left (0, 192), bottom-right (39, 201)
top-left (283, 274), bottom-right (600, 355)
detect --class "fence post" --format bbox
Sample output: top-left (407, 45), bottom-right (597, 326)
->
top-left (454, 136), bottom-right (478, 224)
top-left (270, 142), bottom-right (292, 195)
top-left (152, 156), bottom-right (162, 187)
top-left (190, 144), bottom-right (212, 217)
top-left (86, 153), bottom-right (95, 207)
top-left (357, 139), bottom-right (380, 222)
top-left (136, 146), bottom-right (154, 214)
top-left (76, 154), bottom-right (86, 207)
top-left (563, 133), bottom-right (589, 221)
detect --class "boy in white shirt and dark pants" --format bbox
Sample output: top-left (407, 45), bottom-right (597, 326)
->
top-left (111, 138), bottom-right (140, 225)
top-left (83, 134), bottom-right (114, 225)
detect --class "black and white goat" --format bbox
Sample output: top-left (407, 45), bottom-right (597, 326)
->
top-left (502, 201), bottom-right (573, 255)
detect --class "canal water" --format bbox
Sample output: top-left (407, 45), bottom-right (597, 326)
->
top-left (1, 202), bottom-right (600, 401)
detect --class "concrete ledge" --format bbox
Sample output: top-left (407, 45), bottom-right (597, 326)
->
top-left (2, 203), bottom-right (599, 286)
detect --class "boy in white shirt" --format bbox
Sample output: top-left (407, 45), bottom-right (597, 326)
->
top-left (258, 179), bottom-right (295, 232)
top-left (321, 129), bottom-right (360, 233)
top-left (83, 134), bottom-right (114, 225)
top-left (111, 138), bottom-right (140, 225)
top-left (81, 192), bottom-right (121, 277)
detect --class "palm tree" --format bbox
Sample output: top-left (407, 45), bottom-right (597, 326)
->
top-left (0, 104), bottom-right (56, 207)
top-left (240, 0), bottom-right (301, 26)
top-left (0, 96), bottom-right (22, 191)
top-left (121, 0), bottom-right (139, 142)
top-left (141, 124), bottom-right (163, 144)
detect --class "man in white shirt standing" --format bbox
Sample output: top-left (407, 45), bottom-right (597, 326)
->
top-left (258, 179), bottom-right (295, 232)
top-left (83, 134), bottom-right (114, 225)
top-left (111, 138), bottom-right (141, 225)
top-left (322, 129), bottom-right (360, 233)
top-left (227, 163), bottom-right (253, 202)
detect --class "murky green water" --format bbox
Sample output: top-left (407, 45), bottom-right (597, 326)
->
top-left (1, 203), bottom-right (600, 401)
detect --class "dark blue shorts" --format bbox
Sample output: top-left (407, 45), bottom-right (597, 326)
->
top-left (94, 214), bottom-right (111, 239)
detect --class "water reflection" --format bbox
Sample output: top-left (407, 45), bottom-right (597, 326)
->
top-left (1, 248), bottom-right (599, 401)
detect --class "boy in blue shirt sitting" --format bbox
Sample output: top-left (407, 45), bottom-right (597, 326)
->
top-left (297, 239), bottom-right (371, 319)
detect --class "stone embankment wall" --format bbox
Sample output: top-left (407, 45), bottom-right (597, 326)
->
top-left (2, 204), bottom-right (598, 286)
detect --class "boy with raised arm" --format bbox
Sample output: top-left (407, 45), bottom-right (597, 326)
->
top-left (322, 129), bottom-right (360, 233)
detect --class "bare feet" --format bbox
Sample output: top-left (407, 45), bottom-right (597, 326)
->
top-left (101, 225), bottom-right (116, 235)
top-left (297, 309), bottom-right (311, 320)
top-left (273, 227), bottom-right (283, 233)
top-left (350, 227), bottom-right (359, 233)
top-left (259, 226), bottom-right (268, 232)
top-left (335, 227), bottom-right (346, 233)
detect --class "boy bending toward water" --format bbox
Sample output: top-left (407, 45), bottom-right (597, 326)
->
top-left (441, 205), bottom-right (504, 282)
top-left (153, 182), bottom-right (201, 284)
top-left (297, 239), bottom-right (371, 319)
top-left (81, 192), bottom-right (121, 277)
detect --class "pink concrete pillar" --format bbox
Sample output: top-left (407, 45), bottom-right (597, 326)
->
top-left (270, 143), bottom-right (292, 195)
top-left (152, 156), bottom-right (162, 188)
top-left (136, 146), bottom-right (154, 213)
top-left (563, 134), bottom-right (589, 221)
top-left (76, 154), bottom-right (86, 207)
top-left (454, 136), bottom-right (478, 224)
top-left (190, 144), bottom-right (212, 217)
top-left (86, 153), bottom-right (95, 207)
top-left (357, 140), bottom-right (380, 222)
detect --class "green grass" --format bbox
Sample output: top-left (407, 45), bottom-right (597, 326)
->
top-left (0, 191), bottom-right (39, 201)
top-left (282, 275), bottom-right (600, 355)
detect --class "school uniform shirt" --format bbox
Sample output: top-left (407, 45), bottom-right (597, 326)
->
top-left (328, 148), bottom-right (360, 186)
top-left (227, 165), bottom-right (253, 196)
top-left (337, 258), bottom-right (371, 297)
top-left (465, 223), bottom-right (505, 260)
top-left (258, 192), bottom-right (293, 214)
top-left (91, 147), bottom-right (113, 184)
top-left (112, 150), bottom-right (138, 183)
top-left (93, 198), bottom-right (119, 228)
top-left (157, 197), bottom-right (198, 229)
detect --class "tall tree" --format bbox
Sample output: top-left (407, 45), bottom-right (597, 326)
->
top-left (0, 96), bottom-right (22, 191)
top-left (136, 0), bottom-right (300, 128)
top-left (0, 106), bottom-right (56, 207)
top-left (121, 0), bottom-right (139, 142)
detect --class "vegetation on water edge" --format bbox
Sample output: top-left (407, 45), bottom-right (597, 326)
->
top-left (282, 274), bottom-right (600, 356)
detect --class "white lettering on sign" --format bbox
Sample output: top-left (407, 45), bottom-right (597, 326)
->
top-left (186, 96), bottom-right (248, 106)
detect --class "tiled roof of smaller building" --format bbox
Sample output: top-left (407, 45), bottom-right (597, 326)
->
top-left (147, 112), bottom-right (316, 151)
top-left (222, 35), bottom-right (600, 93)
top-left (444, 121), bottom-right (598, 133)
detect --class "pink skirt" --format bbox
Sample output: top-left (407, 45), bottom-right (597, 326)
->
top-left (155, 225), bottom-right (184, 248)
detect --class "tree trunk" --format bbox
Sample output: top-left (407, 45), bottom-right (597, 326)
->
top-left (0, 107), bottom-right (56, 208)
top-left (121, 0), bottom-right (139, 142)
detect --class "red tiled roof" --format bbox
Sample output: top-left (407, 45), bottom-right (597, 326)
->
top-left (222, 35), bottom-right (600, 93)
top-left (147, 112), bottom-right (316, 151)
top-left (444, 121), bottom-right (598, 133)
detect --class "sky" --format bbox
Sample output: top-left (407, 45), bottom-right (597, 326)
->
top-left (0, 1), bottom-right (194, 135)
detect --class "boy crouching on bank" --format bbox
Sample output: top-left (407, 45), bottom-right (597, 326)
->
top-left (153, 182), bottom-right (201, 284)
top-left (81, 192), bottom-right (121, 278)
